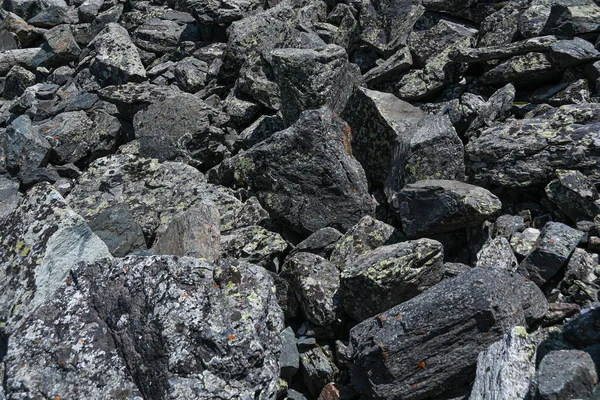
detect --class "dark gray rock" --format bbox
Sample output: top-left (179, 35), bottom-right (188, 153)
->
top-left (466, 104), bottom-right (600, 188)
top-left (213, 108), bottom-right (375, 235)
top-left (519, 222), bottom-right (583, 286)
top-left (89, 23), bottom-right (146, 85)
top-left (280, 252), bottom-right (340, 327)
top-left (294, 227), bottom-right (342, 259)
top-left (545, 169), bottom-right (600, 222)
top-left (494, 214), bottom-right (527, 239)
top-left (548, 37), bottom-right (600, 68)
top-left (223, 94), bottom-right (262, 126)
top-left (469, 326), bottom-right (537, 400)
top-left (300, 345), bottom-right (339, 398)
top-left (87, 203), bottom-right (148, 257)
top-left (235, 54), bottom-right (281, 111)
top-left (350, 267), bottom-right (546, 400)
top-left (271, 45), bottom-right (361, 126)
top-left (0, 48), bottom-right (40, 76)
top-left (97, 82), bottom-right (181, 117)
top-left (133, 18), bottom-right (198, 54)
top-left (444, 262), bottom-right (471, 278)
top-left (511, 228), bottom-right (541, 259)
top-left (152, 203), bottom-right (220, 262)
top-left (340, 238), bottom-right (445, 322)
top-left (540, 0), bottom-right (600, 37)
top-left (3, 65), bottom-right (35, 100)
top-left (408, 19), bottom-right (478, 66)
top-left (220, 226), bottom-right (288, 272)
top-left (535, 350), bottom-right (597, 400)
top-left (0, 28), bottom-right (19, 51)
top-left (478, 1), bottom-right (524, 47)
top-left (391, 180), bottom-right (502, 238)
top-left (0, 175), bottom-right (20, 220)
top-left (280, 326), bottom-right (300, 383)
top-left (341, 87), bottom-right (425, 187)
top-left (3, 256), bottom-right (284, 399)
top-left (450, 35), bottom-right (558, 63)
top-left (173, 57), bottom-right (208, 93)
top-left (481, 52), bottom-right (562, 88)
top-left (1, 11), bottom-right (43, 48)
top-left (31, 24), bottom-right (80, 68)
top-left (476, 237), bottom-right (519, 272)
top-left (170, 0), bottom-right (264, 24)
top-left (27, 5), bottom-right (71, 28)
top-left (563, 303), bottom-right (600, 347)
top-left (466, 83), bottom-right (515, 137)
top-left (363, 46), bottom-right (413, 86)
top-left (133, 93), bottom-right (233, 170)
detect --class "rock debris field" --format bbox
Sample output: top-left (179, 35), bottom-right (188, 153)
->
top-left (3, 0), bottom-right (600, 398)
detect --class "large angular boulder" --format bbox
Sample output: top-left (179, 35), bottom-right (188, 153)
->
top-left (0, 183), bottom-right (112, 335)
top-left (340, 239), bottom-right (445, 322)
top-left (220, 225), bottom-right (289, 272)
top-left (133, 93), bottom-right (233, 170)
top-left (3, 256), bottom-right (284, 399)
top-left (390, 180), bottom-right (502, 238)
top-left (31, 24), bottom-right (80, 68)
top-left (213, 108), bottom-right (375, 235)
top-left (3, 65), bottom-right (36, 100)
top-left (534, 350), bottom-right (598, 400)
top-left (133, 18), bottom-right (198, 54)
top-left (350, 267), bottom-right (547, 399)
top-left (170, 0), bottom-right (264, 24)
top-left (466, 104), bottom-right (600, 188)
top-left (545, 169), bottom-right (600, 222)
top-left (271, 45), bottom-right (361, 125)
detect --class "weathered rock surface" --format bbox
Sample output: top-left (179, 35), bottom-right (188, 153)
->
top-left (535, 350), bottom-right (598, 400)
top-left (545, 169), bottom-right (600, 222)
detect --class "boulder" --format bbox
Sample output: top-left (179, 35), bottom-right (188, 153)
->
top-left (535, 350), bottom-right (598, 400)
top-left (545, 169), bottom-right (600, 222)
top-left (87, 203), bottom-right (148, 257)
top-left (340, 239), bottom-right (445, 322)
top-left (294, 227), bottom-right (342, 259)
top-left (133, 18), bottom-right (199, 54)
top-left (476, 237), bottom-right (519, 272)
top-left (3, 65), bottom-right (36, 100)
top-left (350, 267), bottom-right (547, 399)
top-left (220, 226), bottom-right (289, 272)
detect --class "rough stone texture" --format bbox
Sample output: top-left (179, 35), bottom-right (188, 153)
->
top-left (390, 180), bottom-right (502, 238)
top-left (519, 222), bottom-right (583, 286)
top-left (0, 183), bottom-right (112, 336)
top-left (545, 169), bottom-right (600, 222)
top-left (300, 346), bottom-right (339, 398)
top-left (133, 19), bottom-right (198, 54)
top-left (340, 239), bottom-right (445, 322)
top-left (133, 93), bottom-right (233, 170)
top-left (213, 108), bottom-right (375, 235)
top-left (511, 228), bottom-right (541, 259)
top-left (294, 227), bottom-right (342, 259)
top-left (280, 326), bottom-right (300, 382)
top-left (350, 267), bottom-right (546, 400)
top-left (271, 45), bottom-right (361, 125)
top-left (220, 225), bottom-right (289, 272)
top-left (152, 203), bottom-right (220, 261)
top-left (535, 350), bottom-right (598, 400)
top-left (476, 237), bottom-right (519, 272)
top-left (280, 252), bottom-right (340, 327)
top-left (330, 215), bottom-right (397, 269)
top-left (480, 52), bottom-right (561, 88)
top-left (469, 326), bottom-right (537, 400)
top-left (341, 87), bottom-right (425, 187)
top-left (89, 23), bottom-right (146, 85)
top-left (3, 65), bottom-right (36, 100)
top-left (87, 203), bottom-right (148, 257)
top-left (31, 24), bottom-right (80, 68)
top-left (3, 256), bottom-right (284, 399)
top-left (466, 104), bottom-right (600, 188)
top-left (563, 303), bottom-right (600, 348)
top-left (171, 0), bottom-right (264, 24)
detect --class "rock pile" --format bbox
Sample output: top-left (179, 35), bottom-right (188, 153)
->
top-left (2, 0), bottom-right (600, 398)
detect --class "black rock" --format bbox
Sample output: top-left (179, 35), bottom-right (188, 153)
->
top-left (545, 169), bottom-right (600, 223)
top-left (3, 65), bottom-right (36, 100)
top-left (294, 227), bottom-right (342, 259)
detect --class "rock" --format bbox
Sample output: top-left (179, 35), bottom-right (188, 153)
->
top-left (341, 87), bottom-right (425, 187)
top-left (294, 227), bottom-right (342, 259)
top-left (27, 5), bottom-right (71, 28)
top-left (481, 52), bottom-right (562, 88)
top-left (31, 24), bottom-right (80, 68)
top-left (0, 175), bottom-right (21, 220)
top-left (235, 54), bottom-right (281, 111)
top-left (563, 303), bottom-right (600, 347)
top-left (0, 115), bottom-right (52, 184)
top-left (478, 1), bottom-right (524, 47)
top-left (280, 326), bottom-right (300, 383)
top-left (444, 262), bottom-right (471, 278)
top-left (87, 203), bottom-right (148, 257)
top-left (67, 154), bottom-right (261, 241)
top-left (494, 214), bottom-right (527, 239)
top-left (466, 104), bottom-right (600, 188)
top-left (340, 238), bottom-right (445, 322)
top-left (469, 326), bottom-right (537, 400)
top-left (511, 228), bottom-right (542, 259)
top-left (356, 0), bottom-right (424, 56)
top-left (133, 19), bottom-right (198, 54)
top-left (1, 11), bottom-right (43, 48)
top-left (546, 169), bottom-right (600, 222)
top-left (318, 383), bottom-right (341, 400)
top-left (223, 94), bottom-right (262, 126)
top-left (363, 46), bottom-right (413, 85)
top-left (0, 48), bottom-right (40, 76)
top-left (519, 222), bottom-right (583, 286)
top-left (152, 203), bottom-right (220, 261)
top-left (134, 93), bottom-right (232, 170)
top-left (35, 110), bottom-right (122, 166)
top-left (78, 0), bottom-right (104, 22)
top-left (541, 0), bottom-right (600, 37)
top-left (173, 57), bottom-right (208, 93)
top-left (0, 183), bottom-right (112, 335)
top-left (271, 45), bottom-right (361, 125)
top-left (408, 19), bottom-right (478, 66)
top-left (89, 23), bottom-right (146, 85)
top-left (97, 82), bottom-right (181, 117)
top-left (450, 35), bottom-right (558, 63)
top-left (300, 346), bottom-right (339, 398)
top-left (387, 114), bottom-right (466, 194)
top-left (3, 65), bottom-right (36, 100)
top-left (171, 0), bottom-right (264, 24)
top-left (0, 27), bottom-right (19, 50)
top-left (476, 237), bottom-right (519, 272)
top-left (535, 350), bottom-right (597, 400)
top-left (213, 108), bottom-right (375, 235)
top-left (548, 37), bottom-right (600, 68)
top-left (3, 256), bottom-right (284, 399)
top-left (390, 180), bottom-right (501, 238)
top-left (350, 267), bottom-right (546, 399)
top-left (465, 83), bottom-right (516, 137)
top-left (220, 226), bottom-right (288, 272)
top-left (280, 252), bottom-right (340, 327)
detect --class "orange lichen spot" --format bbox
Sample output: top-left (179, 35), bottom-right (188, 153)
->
top-left (353, 188), bottom-right (357, 193)
top-left (255, 324), bottom-right (259, 329)
top-left (182, 293), bottom-right (189, 299)
top-left (53, 136), bottom-right (58, 140)
top-left (17, 159), bottom-right (23, 167)
top-left (383, 353), bottom-right (389, 360)
top-left (55, 396), bottom-right (60, 400)
top-left (418, 330), bottom-right (425, 334)
top-left (417, 361), bottom-right (426, 369)
top-left (124, 267), bottom-right (129, 272)
top-left (229, 334), bottom-right (236, 341)
top-left (411, 383), bottom-right (421, 388)
top-left (80, 339), bottom-right (85, 343)
top-left (342, 124), bottom-right (353, 155)
top-left (213, 283), bottom-right (220, 288)
top-left (396, 315), bottom-right (402, 319)
top-left (66, 276), bottom-right (72, 286)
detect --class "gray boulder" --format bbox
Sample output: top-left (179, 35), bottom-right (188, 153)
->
top-left (3, 256), bottom-right (283, 399)
top-left (271, 44), bottom-right (361, 126)
top-left (280, 252), bottom-right (340, 327)
top-left (390, 180), bottom-right (502, 238)
top-left (480, 52), bottom-right (562, 88)
top-left (300, 346), bottom-right (339, 398)
top-left (87, 203), bottom-right (148, 257)
top-left (350, 267), bottom-right (547, 399)
top-left (294, 227), bottom-right (342, 259)
top-left (31, 24), bottom-right (80, 68)
top-left (519, 222), bottom-right (583, 286)
top-left (476, 237), bottom-right (519, 272)
top-left (535, 350), bottom-right (598, 400)
top-left (469, 326), bottom-right (537, 400)
top-left (563, 303), bottom-right (600, 347)
top-left (133, 18), bottom-right (198, 54)
top-left (173, 57), bottom-right (208, 93)
top-left (0, 48), bottom-right (40, 76)
top-left (0, 175), bottom-right (20, 220)
top-left (3, 65), bottom-right (36, 100)
top-left (170, 0), bottom-right (264, 24)
top-left (220, 226), bottom-right (289, 272)
top-left (545, 169), bottom-right (600, 222)
top-left (340, 239), bottom-right (445, 322)
top-left (280, 326), bottom-right (300, 382)
top-left (213, 108), bottom-right (375, 235)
